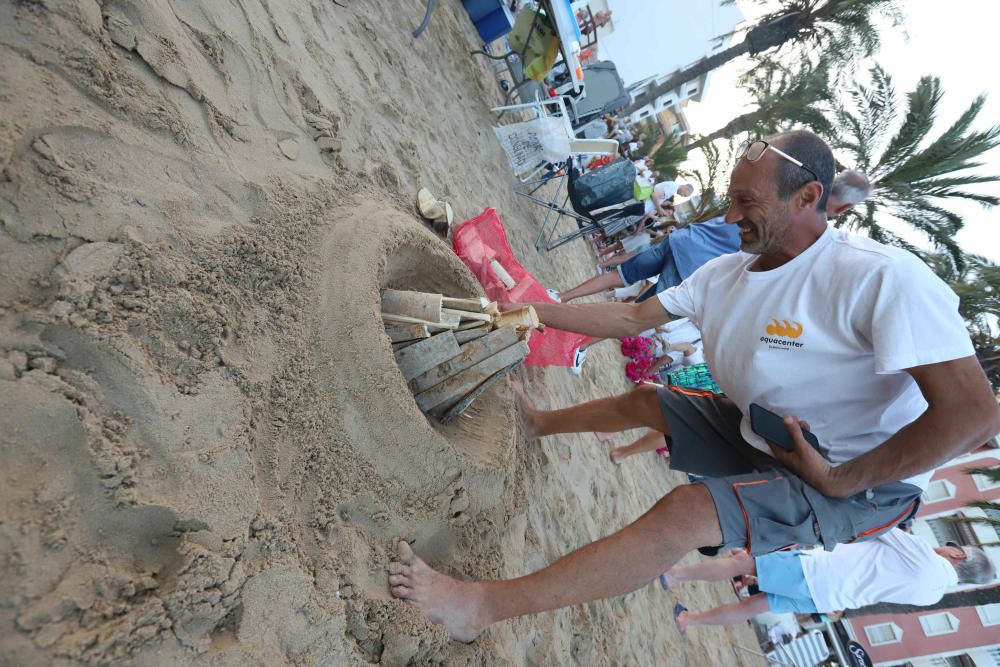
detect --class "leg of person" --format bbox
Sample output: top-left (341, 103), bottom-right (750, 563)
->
top-left (610, 429), bottom-right (669, 464)
top-left (602, 251), bottom-right (638, 269)
top-left (559, 271), bottom-right (624, 303)
top-left (676, 593), bottom-right (770, 632)
top-left (662, 549), bottom-right (756, 588)
top-left (388, 483), bottom-right (724, 642)
top-left (516, 383), bottom-right (668, 438)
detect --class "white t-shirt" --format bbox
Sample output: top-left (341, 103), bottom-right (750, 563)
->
top-left (657, 226), bottom-right (973, 489)
top-left (799, 528), bottom-right (957, 611)
top-left (644, 181), bottom-right (679, 214)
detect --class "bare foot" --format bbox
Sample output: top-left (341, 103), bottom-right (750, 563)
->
top-left (512, 382), bottom-right (542, 440)
top-left (388, 541), bottom-right (489, 643)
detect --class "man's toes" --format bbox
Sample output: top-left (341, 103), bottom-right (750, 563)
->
top-left (388, 574), bottom-right (410, 586)
top-left (388, 563), bottom-right (411, 576)
top-left (391, 585), bottom-right (413, 599)
top-left (397, 540), bottom-right (415, 564)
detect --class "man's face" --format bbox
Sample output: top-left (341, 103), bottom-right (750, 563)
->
top-left (724, 153), bottom-right (795, 255)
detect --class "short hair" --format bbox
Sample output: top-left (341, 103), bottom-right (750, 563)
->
top-left (767, 130), bottom-right (836, 211)
top-left (956, 546), bottom-right (996, 585)
top-left (830, 170), bottom-right (872, 205)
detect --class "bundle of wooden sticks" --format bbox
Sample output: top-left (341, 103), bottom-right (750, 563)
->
top-left (381, 289), bottom-right (540, 424)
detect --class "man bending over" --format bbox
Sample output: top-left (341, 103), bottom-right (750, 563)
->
top-left (386, 130), bottom-right (999, 642)
top-left (665, 528), bottom-right (995, 632)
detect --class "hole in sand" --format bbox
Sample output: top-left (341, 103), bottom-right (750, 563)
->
top-left (380, 244), bottom-right (514, 467)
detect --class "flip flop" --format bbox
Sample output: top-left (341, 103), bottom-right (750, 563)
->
top-left (659, 573), bottom-right (670, 591)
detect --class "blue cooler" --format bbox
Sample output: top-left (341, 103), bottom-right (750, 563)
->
top-left (475, 4), bottom-right (515, 43)
top-left (462, 0), bottom-right (502, 22)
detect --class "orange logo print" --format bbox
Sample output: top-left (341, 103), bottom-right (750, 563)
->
top-left (765, 319), bottom-right (803, 338)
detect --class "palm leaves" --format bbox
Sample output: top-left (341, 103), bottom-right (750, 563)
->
top-left (828, 66), bottom-right (1000, 270)
top-left (629, 0), bottom-right (902, 115)
top-left (687, 60), bottom-right (837, 153)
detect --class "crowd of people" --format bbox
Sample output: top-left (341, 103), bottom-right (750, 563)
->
top-left (385, 129), bottom-right (1000, 647)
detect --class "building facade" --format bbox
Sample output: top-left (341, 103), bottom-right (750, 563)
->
top-left (842, 445), bottom-right (1000, 667)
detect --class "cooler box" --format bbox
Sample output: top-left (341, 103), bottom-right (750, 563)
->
top-left (463, 0), bottom-right (515, 43)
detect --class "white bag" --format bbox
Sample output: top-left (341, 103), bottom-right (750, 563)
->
top-left (493, 116), bottom-right (571, 176)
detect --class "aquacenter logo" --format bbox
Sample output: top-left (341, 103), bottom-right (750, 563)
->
top-left (761, 319), bottom-right (804, 349)
top-left (765, 319), bottom-right (803, 338)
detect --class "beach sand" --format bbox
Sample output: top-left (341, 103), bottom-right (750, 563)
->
top-left (0, 1), bottom-right (759, 664)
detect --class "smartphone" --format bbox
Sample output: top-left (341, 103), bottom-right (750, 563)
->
top-left (749, 403), bottom-right (820, 452)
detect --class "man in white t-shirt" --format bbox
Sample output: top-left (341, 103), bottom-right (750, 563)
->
top-left (384, 130), bottom-right (1000, 643)
top-left (663, 528), bottom-right (995, 632)
top-left (646, 181), bottom-right (693, 217)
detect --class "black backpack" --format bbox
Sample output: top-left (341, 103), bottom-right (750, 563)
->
top-left (570, 159), bottom-right (636, 212)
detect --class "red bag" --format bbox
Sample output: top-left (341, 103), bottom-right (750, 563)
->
top-left (452, 208), bottom-right (589, 366)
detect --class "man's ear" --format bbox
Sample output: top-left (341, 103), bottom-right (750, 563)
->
top-left (796, 181), bottom-right (824, 212)
top-left (829, 202), bottom-right (853, 218)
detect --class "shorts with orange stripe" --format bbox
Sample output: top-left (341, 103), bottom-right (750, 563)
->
top-left (655, 386), bottom-right (922, 556)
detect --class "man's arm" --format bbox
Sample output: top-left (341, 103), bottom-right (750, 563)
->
top-left (770, 356), bottom-right (1000, 499)
top-left (526, 296), bottom-right (674, 339)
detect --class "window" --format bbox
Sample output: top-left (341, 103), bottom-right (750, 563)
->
top-left (865, 622), bottom-right (902, 645)
top-left (686, 87), bottom-right (698, 97)
top-left (922, 479), bottom-right (956, 503)
top-left (977, 602), bottom-right (1000, 626)
top-left (919, 611), bottom-right (960, 636)
top-left (973, 471), bottom-right (1000, 490)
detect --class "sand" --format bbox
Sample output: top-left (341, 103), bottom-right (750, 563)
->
top-left (0, 1), bottom-right (760, 664)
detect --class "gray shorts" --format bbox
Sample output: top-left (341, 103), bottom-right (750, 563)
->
top-left (656, 386), bottom-right (922, 556)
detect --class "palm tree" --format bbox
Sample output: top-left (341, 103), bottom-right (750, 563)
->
top-left (828, 66), bottom-right (1000, 269)
top-left (626, 0), bottom-right (902, 115)
top-left (685, 60), bottom-right (836, 154)
top-left (923, 251), bottom-right (1000, 391)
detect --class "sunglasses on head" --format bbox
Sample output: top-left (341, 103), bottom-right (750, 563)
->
top-left (736, 139), bottom-right (819, 182)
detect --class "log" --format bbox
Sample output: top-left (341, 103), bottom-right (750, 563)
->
top-left (440, 310), bottom-right (462, 328)
top-left (408, 326), bottom-right (519, 394)
top-left (456, 319), bottom-right (487, 331)
top-left (382, 312), bottom-right (458, 330)
top-left (438, 361), bottom-right (521, 424)
top-left (414, 340), bottom-right (530, 412)
top-left (443, 308), bottom-right (492, 323)
top-left (381, 289), bottom-right (442, 323)
top-left (495, 305), bottom-right (539, 330)
top-left (442, 296), bottom-right (487, 312)
top-left (394, 331), bottom-right (461, 380)
top-left (392, 339), bottom-right (421, 351)
top-left (384, 322), bottom-right (430, 342)
top-left (483, 301), bottom-right (500, 316)
top-left (455, 328), bottom-right (490, 344)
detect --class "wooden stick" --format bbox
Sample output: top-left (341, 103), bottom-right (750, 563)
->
top-left (382, 312), bottom-right (458, 330)
top-left (443, 308), bottom-right (492, 323)
top-left (455, 328), bottom-right (490, 344)
top-left (437, 361), bottom-right (521, 424)
top-left (381, 289), bottom-right (442, 323)
top-left (456, 320), bottom-right (488, 331)
top-left (384, 322), bottom-right (430, 343)
top-left (490, 259), bottom-right (516, 289)
top-left (394, 331), bottom-right (461, 380)
top-left (414, 341), bottom-right (530, 412)
top-left (442, 296), bottom-right (487, 312)
top-left (409, 326), bottom-right (519, 394)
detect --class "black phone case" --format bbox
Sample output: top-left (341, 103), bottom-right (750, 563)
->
top-left (749, 403), bottom-right (820, 452)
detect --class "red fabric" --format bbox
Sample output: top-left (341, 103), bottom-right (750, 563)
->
top-left (452, 208), bottom-right (589, 366)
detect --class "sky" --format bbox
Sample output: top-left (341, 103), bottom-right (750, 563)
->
top-left (675, 0), bottom-right (1000, 262)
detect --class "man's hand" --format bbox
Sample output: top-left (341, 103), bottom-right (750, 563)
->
top-left (766, 417), bottom-right (839, 497)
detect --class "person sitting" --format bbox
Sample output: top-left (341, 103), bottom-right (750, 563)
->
top-left (664, 528), bottom-right (995, 633)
